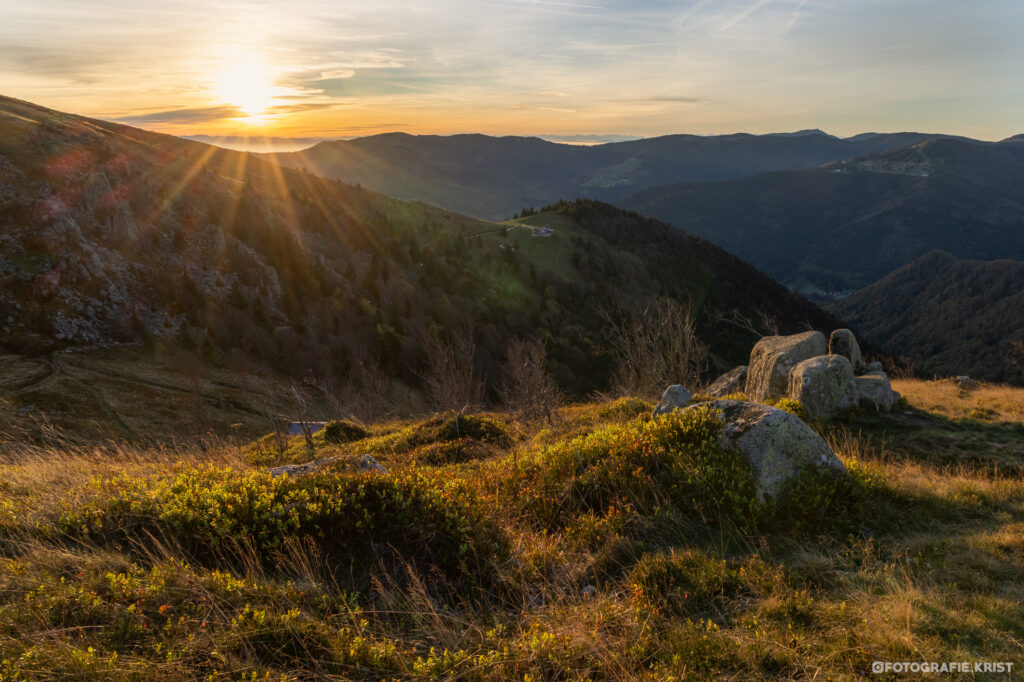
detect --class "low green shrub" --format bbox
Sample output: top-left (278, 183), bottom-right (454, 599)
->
top-left (322, 419), bottom-right (369, 444)
top-left (362, 412), bottom-right (513, 456)
top-left (690, 392), bottom-right (748, 403)
top-left (596, 397), bottom-right (653, 420)
top-left (628, 548), bottom-right (746, 618)
top-left (59, 466), bottom-right (506, 591)
top-left (502, 405), bottom-right (760, 531)
top-left (768, 398), bottom-right (808, 421)
top-left (410, 438), bottom-right (497, 465)
top-left (243, 431), bottom-right (325, 467)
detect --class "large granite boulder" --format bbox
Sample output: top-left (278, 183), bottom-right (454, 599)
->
top-left (828, 329), bottom-right (865, 374)
top-left (685, 400), bottom-right (845, 501)
top-left (745, 331), bottom-right (828, 402)
top-left (653, 384), bottom-right (693, 417)
top-left (787, 355), bottom-right (857, 420)
top-left (705, 366), bottom-right (748, 397)
top-left (854, 371), bottom-right (901, 413)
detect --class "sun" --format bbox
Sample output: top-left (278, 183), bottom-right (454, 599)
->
top-left (213, 55), bottom-right (279, 124)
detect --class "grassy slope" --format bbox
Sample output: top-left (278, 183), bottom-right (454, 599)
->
top-left (2, 385), bottom-right (1023, 678)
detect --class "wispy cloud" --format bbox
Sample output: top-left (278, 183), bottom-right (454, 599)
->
top-left (113, 106), bottom-right (243, 125)
top-left (1, 0), bottom-right (1022, 140)
top-left (720, 0), bottom-right (775, 31)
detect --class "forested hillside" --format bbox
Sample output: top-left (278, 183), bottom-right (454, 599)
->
top-left (834, 251), bottom-right (1024, 383)
top-left (624, 138), bottom-right (1024, 295)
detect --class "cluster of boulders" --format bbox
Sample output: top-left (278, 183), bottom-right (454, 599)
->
top-left (650, 328), bottom-right (903, 501)
top-left (705, 328), bottom-right (901, 419)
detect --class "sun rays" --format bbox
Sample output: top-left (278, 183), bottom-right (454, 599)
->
top-left (211, 53), bottom-right (282, 125)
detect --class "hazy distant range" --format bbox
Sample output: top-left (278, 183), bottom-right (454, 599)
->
top-left (185, 133), bottom-right (643, 153)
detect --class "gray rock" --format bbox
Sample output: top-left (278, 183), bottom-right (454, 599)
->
top-left (745, 331), bottom-right (828, 402)
top-left (787, 355), bottom-right (857, 420)
top-left (269, 455), bottom-right (344, 478)
top-left (705, 365), bottom-right (748, 397)
top-left (269, 454), bottom-right (388, 478)
top-left (829, 329), bottom-right (865, 374)
top-left (355, 454), bottom-right (388, 474)
top-left (866, 361), bottom-right (884, 373)
top-left (684, 400), bottom-right (845, 501)
top-left (854, 371), bottom-right (900, 413)
top-left (954, 376), bottom-right (979, 390)
top-left (653, 384), bottom-right (693, 417)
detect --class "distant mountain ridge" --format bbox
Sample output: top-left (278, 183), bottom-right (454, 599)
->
top-left (833, 251), bottom-right (1024, 383)
top-left (267, 129), bottom-right (959, 220)
top-left (623, 136), bottom-right (1024, 295)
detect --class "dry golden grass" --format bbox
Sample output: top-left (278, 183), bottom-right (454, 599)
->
top-left (893, 377), bottom-right (1024, 424)
top-left (2, 397), bottom-right (1023, 678)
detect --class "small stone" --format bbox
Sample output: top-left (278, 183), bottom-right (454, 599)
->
top-left (355, 454), bottom-right (388, 474)
top-left (652, 384), bottom-right (693, 417)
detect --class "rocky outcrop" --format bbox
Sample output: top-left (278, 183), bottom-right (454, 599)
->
top-left (745, 331), bottom-right (828, 402)
top-left (653, 384), bottom-right (693, 417)
top-left (954, 376), bottom-right (979, 390)
top-left (705, 366), bottom-right (748, 397)
top-left (828, 329), bottom-right (865, 374)
top-left (787, 355), bottom-right (857, 420)
top-left (854, 372), bottom-right (901, 413)
top-left (686, 400), bottom-right (845, 501)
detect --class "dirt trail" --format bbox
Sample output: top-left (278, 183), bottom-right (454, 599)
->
top-left (61, 359), bottom-right (266, 416)
top-left (2, 355), bottom-right (61, 394)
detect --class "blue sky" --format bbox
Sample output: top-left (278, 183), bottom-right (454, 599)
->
top-left (1, 0), bottom-right (1021, 140)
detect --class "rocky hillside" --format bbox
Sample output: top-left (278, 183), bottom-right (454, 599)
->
top-left (833, 251), bottom-right (1024, 383)
top-left (267, 130), bottom-right (950, 220)
top-left (0, 95), bottom-right (841, 404)
top-left (623, 137), bottom-right (1024, 296)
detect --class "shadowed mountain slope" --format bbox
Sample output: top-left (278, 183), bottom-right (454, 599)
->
top-left (832, 251), bottom-right (1024, 384)
top-left (623, 137), bottom-right (1024, 295)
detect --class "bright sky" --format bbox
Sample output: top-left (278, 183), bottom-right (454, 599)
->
top-left (1, 0), bottom-right (1021, 141)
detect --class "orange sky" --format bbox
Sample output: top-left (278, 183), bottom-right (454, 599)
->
top-left (2, 0), bottom-right (1021, 142)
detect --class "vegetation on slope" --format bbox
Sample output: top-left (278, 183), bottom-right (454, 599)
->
top-left (2, 386), bottom-right (1023, 678)
top-left (623, 138), bottom-right (1024, 295)
top-left (833, 250), bottom-right (1024, 384)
